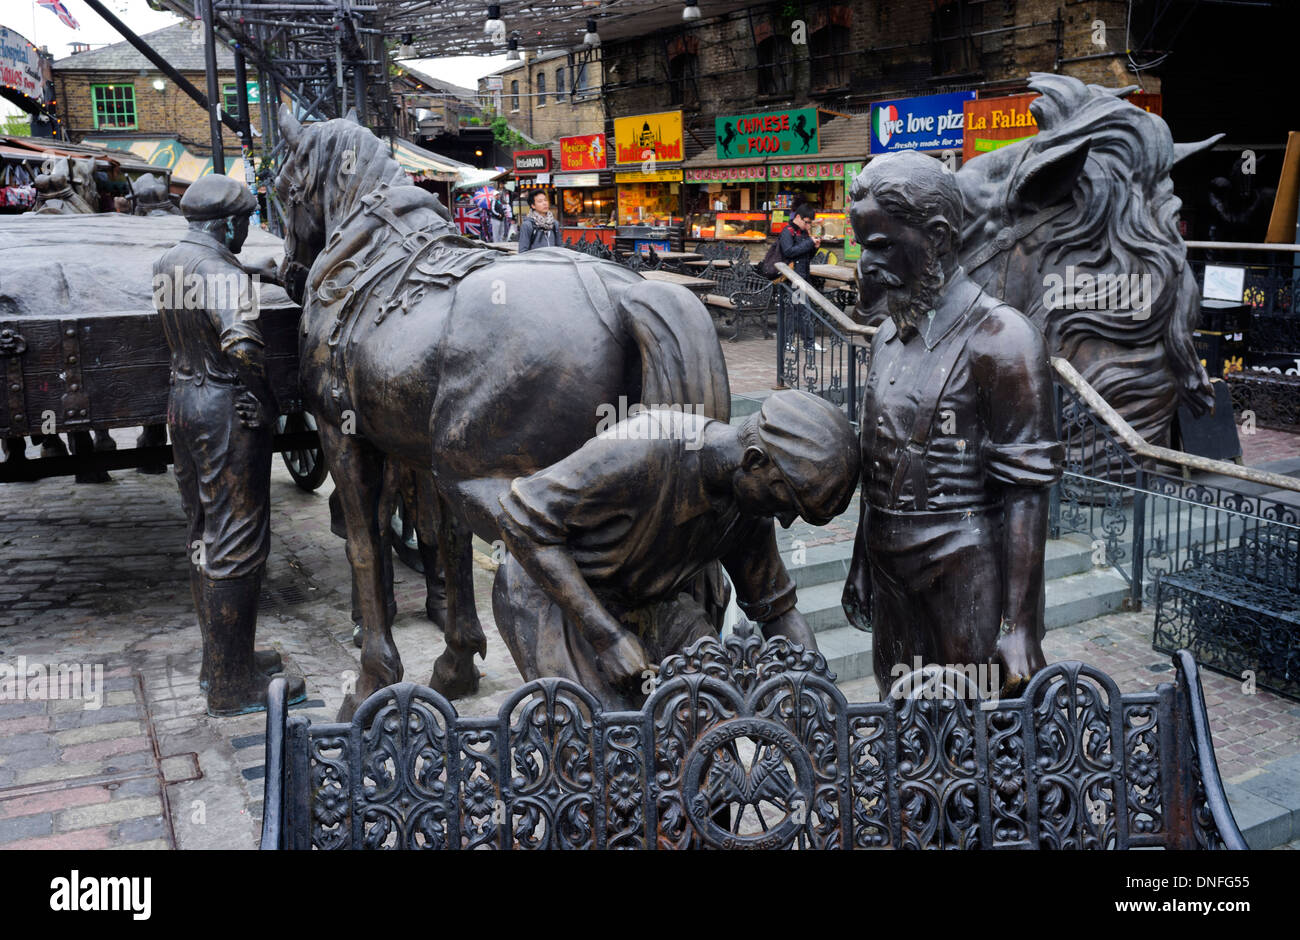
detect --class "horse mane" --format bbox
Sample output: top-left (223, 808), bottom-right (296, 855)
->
top-left (294, 119), bottom-right (453, 236)
top-left (1012, 73), bottom-right (1209, 416)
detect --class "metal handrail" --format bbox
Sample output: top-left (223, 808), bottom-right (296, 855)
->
top-left (775, 262), bottom-right (877, 340)
top-left (1185, 241), bottom-right (1300, 253)
top-left (1051, 357), bottom-right (1300, 494)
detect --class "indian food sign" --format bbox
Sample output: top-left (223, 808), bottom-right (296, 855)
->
top-left (613, 111), bottom-right (683, 165)
top-left (715, 108), bottom-right (819, 159)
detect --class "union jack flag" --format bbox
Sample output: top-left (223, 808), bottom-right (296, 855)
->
top-left (453, 204), bottom-right (483, 238)
top-left (38, 0), bottom-right (81, 30)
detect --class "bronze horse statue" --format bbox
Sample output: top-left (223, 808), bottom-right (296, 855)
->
top-left (273, 107), bottom-right (730, 718)
top-left (956, 73), bottom-right (1220, 460)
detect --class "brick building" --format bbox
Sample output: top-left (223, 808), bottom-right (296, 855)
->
top-left (599, 0), bottom-right (1150, 124)
top-left (51, 22), bottom-right (259, 172)
top-left (477, 49), bottom-right (605, 143)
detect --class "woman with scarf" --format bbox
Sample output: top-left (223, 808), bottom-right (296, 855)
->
top-left (517, 190), bottom-right (559, 251)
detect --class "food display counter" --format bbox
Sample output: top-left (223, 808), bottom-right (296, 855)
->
top-left (559, 186), bottom-right (617, 246)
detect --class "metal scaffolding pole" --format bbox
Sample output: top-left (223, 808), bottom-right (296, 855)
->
top-left (201, 0), bottom-right (227, 174)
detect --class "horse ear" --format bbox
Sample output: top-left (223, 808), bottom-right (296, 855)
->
top-left (1173, 133), bottom-right (1225, 165)
top-left (344, 107), bottom-right (360, 124)
top-left (1011, 137), bottom-right (1090, 214)
top-left (279, 104), bottom-right (302, 147)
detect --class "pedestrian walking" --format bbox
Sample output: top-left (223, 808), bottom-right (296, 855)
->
top-left (517, 190), bottom-right (559, 251)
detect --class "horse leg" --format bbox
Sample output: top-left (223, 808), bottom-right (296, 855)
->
top-left (428, 489), bottom-right (484, 700)
top-left (136, 423), bottom-right (169, 474)
top-left (318, 422), bottom-right (400, 722)
top-left (413, 472), bottom-right (447, 630)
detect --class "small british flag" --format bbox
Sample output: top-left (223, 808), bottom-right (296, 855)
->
top-left (453, 204), bottom-right (482, 238)
top-left (38, 0), bottom-right (81, 30)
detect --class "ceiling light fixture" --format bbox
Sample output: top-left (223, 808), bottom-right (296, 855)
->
top-left (506, 35), bottom-right (521, 61)
top-left (485, 5), bottom-right (505, 42)
top-left (583, 18), bottom-right (600, 47)
top-left (682, 1), bottom-right (701, 21)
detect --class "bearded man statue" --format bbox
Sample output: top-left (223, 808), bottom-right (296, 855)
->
top-left (840, 151), bottom-right (1064, 698)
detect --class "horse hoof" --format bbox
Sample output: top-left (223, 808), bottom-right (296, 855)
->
top-left (429, 650), bottom-right (480, 700)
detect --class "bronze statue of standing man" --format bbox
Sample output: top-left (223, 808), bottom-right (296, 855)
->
top-left (154, 174), bottom-right (306, 716)
top-left (841, 152), bottom-right (1064, 696)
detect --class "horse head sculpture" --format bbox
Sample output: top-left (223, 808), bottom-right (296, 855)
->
top-left (957, 73), bottom-right (1221, 452)
top-left (274, 106), bottom-right (454, 304)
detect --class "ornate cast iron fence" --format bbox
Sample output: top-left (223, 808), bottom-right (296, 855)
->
top-left (775, 282), bottom-right (869, 426)
top-left (260, 627), bottom-right (1245, 850)
top-left (1051, 378), bottom-right (1300, 606)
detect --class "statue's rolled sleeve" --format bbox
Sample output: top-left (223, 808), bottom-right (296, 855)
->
top-left (978, 313), bottom-right (1064, 489)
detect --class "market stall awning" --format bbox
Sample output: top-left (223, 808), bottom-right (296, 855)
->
top-left (386, 138), bottom-right (463, 181)
top-left (81, 136), bottom-right (240, 184)
top-left (0, 135), bottom-right (165, 177)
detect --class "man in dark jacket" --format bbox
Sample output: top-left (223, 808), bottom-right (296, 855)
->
top-left (780, 203), bottom-right (821, 346)
top-left (778, 203), bottom-right (820, 279)
top-left (517, 190), bottom-right (559, 251)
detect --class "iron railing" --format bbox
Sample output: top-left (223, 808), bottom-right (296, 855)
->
top-left (774, 282), bottom-right (870, 426)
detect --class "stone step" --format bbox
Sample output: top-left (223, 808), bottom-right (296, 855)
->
top-left (779, 538), bottom-right (1131, 685)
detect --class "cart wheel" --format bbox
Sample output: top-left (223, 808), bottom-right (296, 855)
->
top-left (277, 412), bottom-right (328, 491)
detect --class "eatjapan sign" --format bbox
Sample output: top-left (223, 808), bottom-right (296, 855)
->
top-left (0, 26), bottom-right (48, 107)
top-left (715, 108), bottom-right (819, 159)
top-left (613, 111), bottom-right (683, 165)
top-left (870, 91), bottom-right (975, 154)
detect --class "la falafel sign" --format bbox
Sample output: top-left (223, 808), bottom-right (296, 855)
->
top-left (869, 91), bottom-right (975, 154)
top-left (715, 108), bottom-right (819, 159)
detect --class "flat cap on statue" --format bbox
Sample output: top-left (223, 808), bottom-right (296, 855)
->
top-left (751, 390), bottom-right (860, 526)
top-left (180, 174), bottom-right (258, 221)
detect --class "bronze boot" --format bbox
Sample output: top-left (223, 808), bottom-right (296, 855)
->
top-left (195, 567), bottom-right (283, 690)
top-left (202, 572), bottom-right (306, 717)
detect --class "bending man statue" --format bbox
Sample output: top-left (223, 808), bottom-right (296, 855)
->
top-left (840, 152), bottom-right (1064, 696)
top-left (154, 174), bottom-right (306, 716)
top-left (493, 391), bottom-right (859, 709)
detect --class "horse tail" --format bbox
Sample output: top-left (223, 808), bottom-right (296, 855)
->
top-left (616, 280), bottom-right (731, 422)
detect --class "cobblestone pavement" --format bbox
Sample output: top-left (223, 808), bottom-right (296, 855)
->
top-left (2, 412), bottom-right (1299, 849)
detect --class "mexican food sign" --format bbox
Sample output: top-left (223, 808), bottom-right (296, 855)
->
top-left (559, 133), bottom-right (607, 171)
top-left (613, 111), bottom-right (683, 165)
top-left (715, 108), bottom-right (819, 159)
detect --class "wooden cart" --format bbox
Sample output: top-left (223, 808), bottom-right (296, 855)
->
top-left (0, 213), bottom-right (325, 489)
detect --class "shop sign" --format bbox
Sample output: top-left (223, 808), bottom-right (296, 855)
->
top-left (513, 149), bottom-right (551, 175)
top-left (634, 239), bottom-right (672, 255)
top-left (615, 169), bottom-right (683, 183)
top-left (559, 133), bottom-right (607, 171)
top-left (766, 162), bottom-right (845, 182)
top-left (715, 107), bottom-right (819, 159)
top-left (961, 91), bottom-right (1163, 162)
top-left (554, 172), bottom-right (601, 188)
top-left (685, 166), bottom-right (766, 182)
top-left (869, 91), bottom-right (975, 154)
top-left (0, 26), bottom-right (48, 106)
top-left (613, 111), bottom-right (684, 165)
top-left (842, 161), bottom-right (863, 262)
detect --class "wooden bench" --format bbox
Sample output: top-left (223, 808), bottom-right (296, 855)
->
top-left (261, 625), bottom-right (1245, 850)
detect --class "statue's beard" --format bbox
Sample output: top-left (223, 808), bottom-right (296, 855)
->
top-left (861, 246), bottom-right (947, 336)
